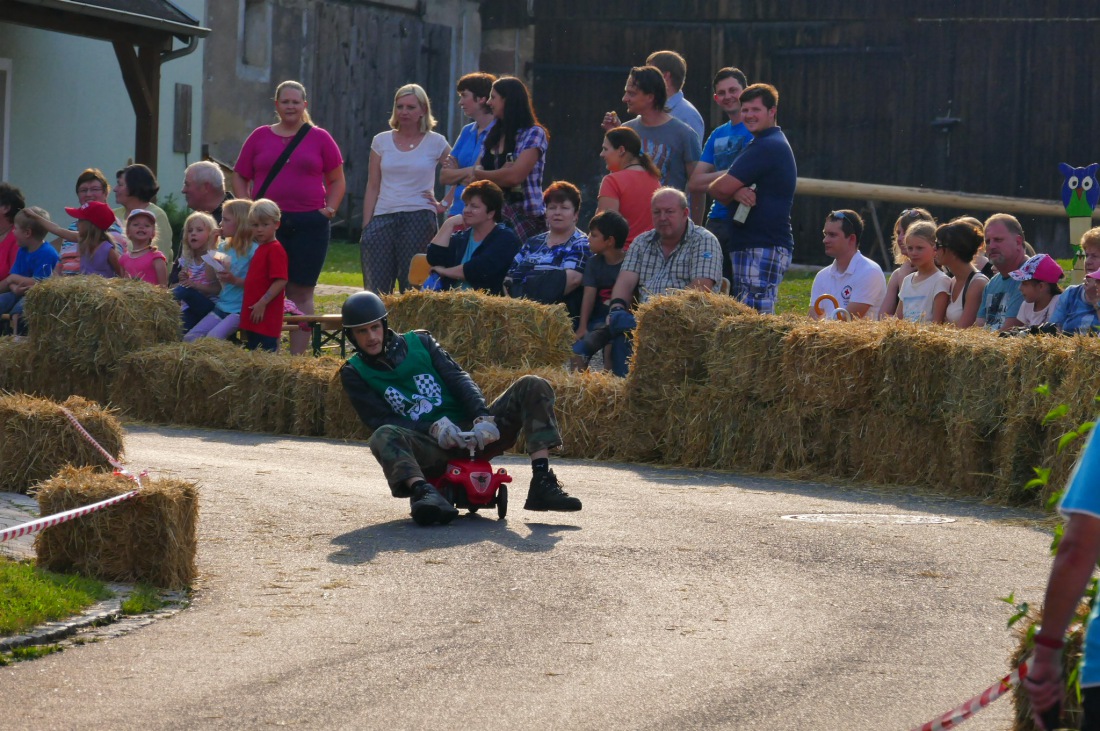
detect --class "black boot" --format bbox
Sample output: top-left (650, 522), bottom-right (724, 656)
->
top-left (524, 469), bottom-right (582, 512)
top-left (409, 483), bottom-right (459, 526)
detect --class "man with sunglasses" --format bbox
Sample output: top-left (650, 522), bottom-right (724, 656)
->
top-left (809, 210), bottom-right (886, 319)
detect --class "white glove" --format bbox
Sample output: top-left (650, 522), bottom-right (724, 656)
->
top-left (471, 416), bottom-right (500, 450)
top-left (430, 417), bottom-right (463, 449)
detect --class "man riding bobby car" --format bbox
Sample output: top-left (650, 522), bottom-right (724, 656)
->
top-left (339, 291), bottom-right (583, 525)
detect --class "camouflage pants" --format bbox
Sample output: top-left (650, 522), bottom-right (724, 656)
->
top-left (368, 375), bottom-right (562, 496)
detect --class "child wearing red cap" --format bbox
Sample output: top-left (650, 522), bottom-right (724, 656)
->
top-left (119, 209), bottom-right (168, 286)
top-left (64, 201), bottom-right (121, 278)
top-left (1010, 253), bottom-right (1063, 326)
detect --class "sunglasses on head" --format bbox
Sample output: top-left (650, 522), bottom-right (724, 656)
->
top-left (901, 209), bottom-right (923, 218)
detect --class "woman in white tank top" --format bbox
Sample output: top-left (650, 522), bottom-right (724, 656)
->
top-left (935, 217), bottom-right (988, 328)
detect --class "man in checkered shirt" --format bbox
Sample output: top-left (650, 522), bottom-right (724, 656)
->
top-left (571, 187), bottom-right (722, 376)
top-left (340, 291), bottom-right (582, 526)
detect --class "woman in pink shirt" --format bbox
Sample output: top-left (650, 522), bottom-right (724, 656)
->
top-left (0, 183), bottom-right (25, 281)
top-left (233, 80), bottom-right (346, 354)
top-left (596, 126), bottom-right (660, 248)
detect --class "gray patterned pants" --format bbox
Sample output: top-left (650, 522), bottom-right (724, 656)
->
top-left (360, 209), bottom-right (439, 294)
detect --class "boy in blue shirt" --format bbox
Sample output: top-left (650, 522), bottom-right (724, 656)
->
top-left (0, 207), bottom-right (59, 335)
top-left (440, 73), bottom-right (496, 216)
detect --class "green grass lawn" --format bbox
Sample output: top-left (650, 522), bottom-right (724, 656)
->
top-left (0, 557), bottom-right (111, 637)
top-left (318, 239), bottom-right (818, 315)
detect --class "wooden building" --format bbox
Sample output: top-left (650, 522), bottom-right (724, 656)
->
top-left (531, 2), bottom-right (1099, 261)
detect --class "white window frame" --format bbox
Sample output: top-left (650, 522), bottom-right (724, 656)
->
top-left (0, 59), bottom-right (11, 181)
top-left (237, 0), bottom-right (272, 83)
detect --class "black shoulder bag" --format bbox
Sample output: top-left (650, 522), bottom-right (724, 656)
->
top-left (254, 123), bottom-right (313, 199)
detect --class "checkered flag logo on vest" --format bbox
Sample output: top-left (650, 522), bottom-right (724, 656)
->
top-left (383, 374), bottom-right (445, 421)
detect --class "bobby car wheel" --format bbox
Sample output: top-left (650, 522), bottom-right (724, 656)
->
top-left (497, 485), bottom-right (508, 520)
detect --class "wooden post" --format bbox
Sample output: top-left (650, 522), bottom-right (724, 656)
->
top-left (113, 41), bottom-right (165, 174)
top-left (865, 200), bottom-right (892, 269)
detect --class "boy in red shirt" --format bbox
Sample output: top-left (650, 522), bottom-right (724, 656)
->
top-left (240, 198), bottom-right (288, 352)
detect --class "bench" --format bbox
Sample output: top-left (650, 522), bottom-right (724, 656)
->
top-left (284, 314), bottom-right (346, 357)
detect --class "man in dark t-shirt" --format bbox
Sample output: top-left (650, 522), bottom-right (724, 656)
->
top-left (708, 83), bottom-right (796, 314)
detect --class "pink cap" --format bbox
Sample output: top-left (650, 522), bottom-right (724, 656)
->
top-left (126, 208), bottom-right (157, 224)
top-left (1009, 254), bottom-right (1064, 284)
top-left (64, 201), bottom-right (116, 232)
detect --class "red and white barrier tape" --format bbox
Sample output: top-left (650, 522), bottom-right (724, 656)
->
top-left (0, 408), bottom-right (147, 543)
top-left (911, 659), bottom-right (1029, 731)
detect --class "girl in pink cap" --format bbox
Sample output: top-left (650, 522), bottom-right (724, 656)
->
top-left (119, 208), bottom-right (167, 286)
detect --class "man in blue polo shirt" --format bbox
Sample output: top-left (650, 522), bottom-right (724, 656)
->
top-left (707, 83), bottom-right (797, 313)
top-left (688, 67), bottom-right (754, 289)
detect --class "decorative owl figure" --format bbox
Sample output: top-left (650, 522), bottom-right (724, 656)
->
top-left (1059, 162), bottom-right (1100, 217)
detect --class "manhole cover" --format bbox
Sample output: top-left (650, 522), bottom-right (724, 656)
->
top-left (782, 513), bottom-right (956, 525)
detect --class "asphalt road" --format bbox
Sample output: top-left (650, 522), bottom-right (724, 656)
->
top-left (2, 425), bottom-right (1054, 730)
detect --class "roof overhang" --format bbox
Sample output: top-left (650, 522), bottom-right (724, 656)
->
top-left (6, 0), bottom-right (211, 44)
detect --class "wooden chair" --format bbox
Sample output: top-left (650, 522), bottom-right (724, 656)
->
top-left (408, 253), bottom-right (431, 289)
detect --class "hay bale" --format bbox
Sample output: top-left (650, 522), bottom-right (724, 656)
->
top-left (473, 366), bottom-right (626, 460)
top-left (34, 466), bottom-right (197, 589)
top-left (715, 312), bottom-right (804, 403)
top-left (383, 289), bottom-right (573, 372)
top-left (287, 356), bottom-right (342, 437)
top-left (620, 292), bottom-right (756, 462)
top-left (782, 319), bottom-right (887, 411)
top-left (0, 336), bottom-right (31, 394)
top-left (874, 321), bottom-right (959, 418)
top-left (324, 369), bottom-right (371, 441)
top-left (112, 340), bottom-right (249, 429)
top-left (24, 276), bottom-right (180, 373)
top-left (0, 394), bottom-right (123, 494)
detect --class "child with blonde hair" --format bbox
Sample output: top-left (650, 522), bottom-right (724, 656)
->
top-left (880, 207), bottom-right (934, 318)
top-left (239, 199), bottom-right (288, 351)
top-left (896, 220), bottom-right (951, 323)
top-left (172, 211), bottom-right (221, 330)
top-left (63, 201), bottom-right (122, 278)
top-left (184, 200), bottom-right (253, 342)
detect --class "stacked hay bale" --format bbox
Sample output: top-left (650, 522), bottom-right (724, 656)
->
top-left (384, 290), bottom-right (574, 372)
top-left (35, 467), bottom-right (198, 589)
top-left (473, 366), bottom-right (626, 460)
top-left (0, 336), bottom-right (31, 394)
top-left (0, 394), bottom-right (122, 494)
top-left (21, 276), bottom-right (180, 403)
top-left (112, 340), bottom-right (342, 437)
top-left (619, 291), bottom-right (755, 463)
top-left (691, 312), bottom-right (806, 473)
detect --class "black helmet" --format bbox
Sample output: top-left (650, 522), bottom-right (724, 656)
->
top-left (343, 291), bottom-right (390, 356)
top-left (342, 291), bottom-right (387, 328)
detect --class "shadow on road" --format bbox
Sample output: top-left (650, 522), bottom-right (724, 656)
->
top-left (329, 515), bottom-right (581, 564)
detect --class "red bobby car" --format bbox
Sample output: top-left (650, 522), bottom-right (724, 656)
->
top-left (428, 432), bottom-right (512, 519)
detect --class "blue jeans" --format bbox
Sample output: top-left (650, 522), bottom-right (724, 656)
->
top-left (173, 285), bottom-right (217, 331)
top-left (572, 309), bottom-right (635, 377)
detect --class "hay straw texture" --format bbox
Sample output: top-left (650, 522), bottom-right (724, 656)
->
top-left (0, 394), bottom-right (123, 494)
top-left (112, 341), bottom-right (341, 436)
top-left (383, 290), bottom-right (573, 372)
top-left (34, 466), bottom-right (198, 589)
top-left (324, 369), bottom-right (371, 441)
top-left (621, 291), bottom-right (755, 462)
top-left (0, 336), bottom-right (32, 394)
top-left (473, 367), bottom-right (626, 460)
top-left (782, 320), bottom-right (886, 411)
top-left (24, 276), bottom-right (180, 373)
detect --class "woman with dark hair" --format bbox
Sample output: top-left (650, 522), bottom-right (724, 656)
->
top-left (0, 183), bottom-right (25, 282)
top-left (935, 217), bottom-right (988, 328)
top-left (473, 76), bottom-right (549, 242)
top-left (505, 181), bottom-right (589, 308)
top-left (113, 163), bottom-right (174, 268)
top-left (596, 126), bottom-right (661, 247)
top-left (427, 180), bottom-right (520, 295)
top-left (233, 79), bottom-right (346, 354)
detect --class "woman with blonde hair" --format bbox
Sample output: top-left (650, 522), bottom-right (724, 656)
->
top-left (233, 80), bottom-right (346, 354)
top-left (359, 83), bottom-right (452, 293)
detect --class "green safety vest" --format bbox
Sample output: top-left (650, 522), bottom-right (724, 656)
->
top-left (348, 332), bottom-right (467, 424)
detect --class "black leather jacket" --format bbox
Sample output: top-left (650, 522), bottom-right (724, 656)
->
top-left (340, 329), bottom-right (490, 435)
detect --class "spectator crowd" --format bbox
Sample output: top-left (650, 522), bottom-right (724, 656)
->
top-left (1, 51), bottom-right (1094, 366)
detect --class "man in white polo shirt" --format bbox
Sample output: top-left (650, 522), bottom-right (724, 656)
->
top-left (809, 209), bottom-right (886, 319)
